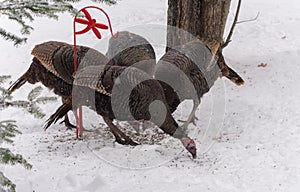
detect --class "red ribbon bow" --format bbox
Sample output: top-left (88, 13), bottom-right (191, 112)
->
top-left (74, 8), bottom-right (109, 39)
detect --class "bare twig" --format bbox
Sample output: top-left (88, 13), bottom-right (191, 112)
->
top-left (222, 0), bottom-right (242, 49)
top-left (237, 12), bottom-right (260, 24)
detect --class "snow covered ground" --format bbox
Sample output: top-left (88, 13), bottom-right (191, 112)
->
top-left (1, 0), bottom-right (300, 191)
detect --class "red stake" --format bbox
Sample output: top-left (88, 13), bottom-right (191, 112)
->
top-left (73, 6), bottom-right (117, 139)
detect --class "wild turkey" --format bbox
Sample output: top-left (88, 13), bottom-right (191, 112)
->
top-left (106, 31), bottom-right (156, 76)
top-left (155, 39), bottom-right (244, 130)
top-left (8, 41), bottom-right (110, 129)
top-left (106, 31), bottom-right (157, 131)
top-left (45, 64), bottom-right (197, 158)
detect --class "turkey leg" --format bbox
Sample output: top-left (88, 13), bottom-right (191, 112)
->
top-left (181, 100), bottom-right (200, 131)
top-left (103, 117), bottom-right (138, 146)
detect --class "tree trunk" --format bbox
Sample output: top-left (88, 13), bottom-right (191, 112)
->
top-left (166, 0), bottom-right (245, 86)
top-left (167, 0), bottom-right (231, 49)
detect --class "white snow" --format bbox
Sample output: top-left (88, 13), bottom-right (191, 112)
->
top-left (1, 0), bottom-right (300, 191)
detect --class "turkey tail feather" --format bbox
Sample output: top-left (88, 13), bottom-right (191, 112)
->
top-left (7, 75), bottom-right (27, 93)
top-left (44, 98), bottom-right (72, 130)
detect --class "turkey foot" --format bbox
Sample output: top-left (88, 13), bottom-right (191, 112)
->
top-left (179, 115), bottom-right (199, 126)
top-left (179, 100), bottom-right (200, 130)
top-left (59, 115), bottom-right (76, 130)
top-left (104, 117), bottom-right (139, 146)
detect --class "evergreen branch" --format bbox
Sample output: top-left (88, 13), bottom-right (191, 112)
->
top-left (1, 76), bottom-right (57, 118)
top-left (1, 101), bottom-right (30, 109)
top-left (0, 76), bottom-right (11, 84)
top-left (0, 120), bottom-right (19, 144)
top-left (0, 120), bottom-right (30, 192)
top-left (0, 148), bottom-right (32, 169)
top-left (27, 86), bottom-right (43, 101)
top-left (0, 120), bottom-right (32, 180)
top-left (27, 104), bottom-right (46, 119)
top-left (0, 87), bottom-right (12, 99)
top-left (4, 15), bottom-right (33, 35)
top-left (0, 28), bottom-right (27, 46)
top-left (35, 96), bottom-right (57, 104)
top-left (0, 172), bottom-right (16, 192)
top-left (0, 75), bottom-right (59, 191)
top-left (19, 8), bottom-right (35, 22)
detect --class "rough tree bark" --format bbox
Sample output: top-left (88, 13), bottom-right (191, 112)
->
top-left (167, 0), bottom-right (231, 51)
top-left (166, 0), bottom-right (244, 88)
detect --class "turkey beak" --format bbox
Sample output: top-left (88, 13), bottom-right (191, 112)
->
top-left (181, 137), bottom-right (197, 159)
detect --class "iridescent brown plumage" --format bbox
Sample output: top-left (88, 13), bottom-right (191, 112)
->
top-left (155, 39), bottom-right (244, 130)
top-left (106, 31), bottom-right (157, 131)
top-left (46, 65), bottom-right (197, 157)
top-left (39, 38), bottom-right (153, 142)
top-left (106, 31), bottom-right (156, 76)
top-left (8, 41), bottom-right (110, 129)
